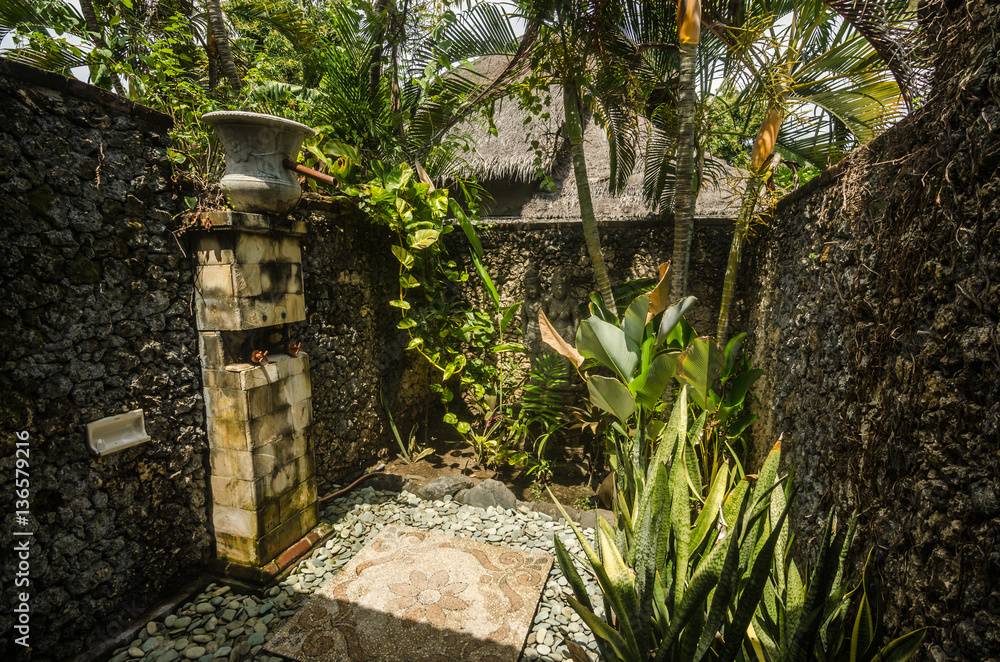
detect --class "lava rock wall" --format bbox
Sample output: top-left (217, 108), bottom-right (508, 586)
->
top-left (446, 220), bottom-right (734, 338)
top-left (294, 197), bottom-right (434, 491)
top-left (0, 60), bottom-right (210, 659)
top-left (740, 2), bottom-right (1000, 659)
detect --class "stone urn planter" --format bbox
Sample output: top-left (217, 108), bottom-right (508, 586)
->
top-left (202, 111), bottom-right (317, 214)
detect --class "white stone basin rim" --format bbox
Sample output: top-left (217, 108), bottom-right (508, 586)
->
top-left (202, 111), bottom-right (318, 138)
top-left (201, 111), bottom-right (318, 214)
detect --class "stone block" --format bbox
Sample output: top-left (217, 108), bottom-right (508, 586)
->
top-left (232, 234), bottom-right (301, 265)
top-left (209, 448), bottom-right (254, 481)
top-left (259, 263), bottom-right (303, 295)
top-left (199, 332), bottom-right (226, 370)
top-left (215, 531), bottom-right (259, 566)
top-left (195, 291), bottom-right (305, 330)
top-left (248, 407), bottom-right (295, 449)
top-left (195, 264), bottom-right (235, 298)
top-left (193, 234), bottom-right (236, 265)
top-left (247, 373), bottom-right (311, 418)
top-left (259, 505), bottom-right (317, 563)
top-left (291, 398), bottom-right (313, 431)
top-left (213, 504), bottom-right (259, 538)
top-left (257, 453), bottom-right (311, 499)
top-left (252, 433), bottom-right (308, 476)
top-left (202, 367), bottom-right (242, 390)
top-left (206, 417), bottom-right (251, 451)
top-left (231, 263), bottom-right (262, 297)
top-left (204, 386), bottom-right (251, 421)
top-left (260, 497), bottom-right (281, 534)
top-left (211, 475), bottom-right (256, 510)
top-left (278, 480), bottom-right (316, 520)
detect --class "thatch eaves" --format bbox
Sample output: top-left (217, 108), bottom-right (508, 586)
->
top-left (448, 55), bottom-right (742, 220)
top-left (449, 55), bottom-right (567, 182)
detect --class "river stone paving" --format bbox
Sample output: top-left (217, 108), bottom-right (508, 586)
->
top-left (104, 486), bottom-right (603, 662)
top-left (266, 524), bottom-right (552, 661)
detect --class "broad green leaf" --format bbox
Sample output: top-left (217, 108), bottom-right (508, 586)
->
top-left (630, 351), bottom-right (681, 408)
top-left (396, 317), bottom-right (416, 329)
top-left (724, 368), bottom-right (763, 408)
top-left (577, 316), bottom-right (639, 381)
top-left (588, 376), bottom-right (636, 425)
top-left (676, 336), bottom-right (725, 409)
top-left (657, 295), bottom-right (696, 345)
top-left (389, 299), bottom-right (411, 309)
top-left (409, 228), bottom-right (440, 249)
top-left (623, 296), bottom-right (650, 349)
top-left (391, 245), bottom-right (414, 268)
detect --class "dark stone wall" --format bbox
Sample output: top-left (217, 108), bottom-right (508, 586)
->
top-left (0, 61), bottom-right (210, 659)
top-left (447, 220), bottom-right (734, 338)
top-left (295, 197), bottom-right (434, 491)
top-left (739, 2), bottom-right (1000, 659)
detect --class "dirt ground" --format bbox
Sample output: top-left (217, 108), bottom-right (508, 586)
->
top-left (382, 421), bottom-right (601, 510)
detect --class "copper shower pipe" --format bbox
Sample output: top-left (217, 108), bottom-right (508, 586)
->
top-left (282, 159), bottom-right (337, 188)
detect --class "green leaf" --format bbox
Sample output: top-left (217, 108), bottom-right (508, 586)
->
top-left (657, 296), bottom-right (696, 345)
top-left (471, 251), bottom-right (499, 308)
top-left (588, 376), bottom-right (636, 425)
top-left (577, 316), bottom-right (639, 381)
top-left (449, 199), bottom-right (482, 257)
top-left (410, 228), bottom-right (440, 249)
top-left (878, 629), bottom-right (927, 662)
top-left (391, 245), bottom-right (414, 268)
top-left (676, 337), bottom-right (725, 410)
top-left (691, 462), bottom-right (729, 552)
top-left (623, 295), bottom-right (650, 348)
top-left (396, 317), bottom-right (417, 329)
top-left (630, 351), bottom-right (681, 408)
top-left (499, 302), bottom-right (521, 334)
top-left (389, 299), bottom-right (411, 310)
top-left (724, 368), bottom-right (763, 408)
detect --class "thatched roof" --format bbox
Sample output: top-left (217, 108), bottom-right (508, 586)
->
top-left (449, 55), bottom-right (566, 182)
top-left (449, 55), bottom-right (742, 220)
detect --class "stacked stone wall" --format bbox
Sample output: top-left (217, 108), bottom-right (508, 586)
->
top-left (0, 60), bottom-right (209, 660)
top-left (739, 2), bottom-right (1000, 658)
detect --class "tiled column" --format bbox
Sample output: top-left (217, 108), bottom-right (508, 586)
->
top-left (191, 211), bottom-right (318, 577)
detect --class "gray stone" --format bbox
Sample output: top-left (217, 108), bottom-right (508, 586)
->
top-left (577, 509), bottom-right (614, 530)
top-left (461, 479), bottom-right (517, 511)
top-left (416, 475), bottom-right (474, 501)
top-left (183, 645), bottom-right (206, 660)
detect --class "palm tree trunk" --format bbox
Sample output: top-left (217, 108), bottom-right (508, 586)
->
top-left (716, 104), bottom-right (783, 343)
top-left (79, 0), bottom-right (126, 96)
top-left (670, 38), bottom-right (698, 299)
top-left (564, 81), bottom-right (617, 317)
top-left (205, 0), bottom-right (242, 91)
top-left (368, 0), bottom-right (389, 108)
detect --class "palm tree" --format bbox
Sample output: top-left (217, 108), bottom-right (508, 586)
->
top-left (514, 0), bottom-right (651, 317)
top-left (670, 0), bottom-right (702, 298)
top-left (713, 0), bottom-right (910, 343)
top-left (205, 0), bottom-right (242, 90)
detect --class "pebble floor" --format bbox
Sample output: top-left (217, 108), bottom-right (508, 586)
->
top-left (104, 486), bottom-right (604, 662)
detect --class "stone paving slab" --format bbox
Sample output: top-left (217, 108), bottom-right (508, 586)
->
top-left (266, 524), bottom-right (553, 662)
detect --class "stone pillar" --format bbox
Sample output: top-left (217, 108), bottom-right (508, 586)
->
top-left (191, 211), bottom-right (318, 578)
